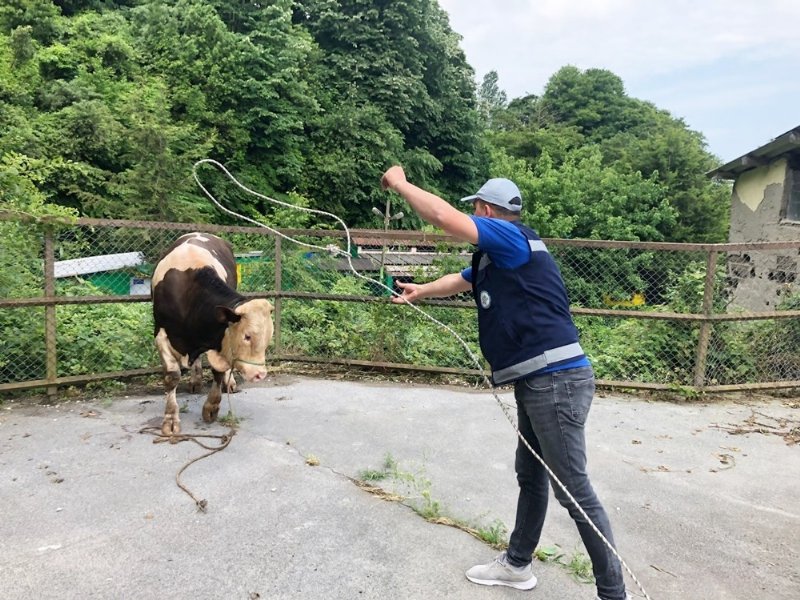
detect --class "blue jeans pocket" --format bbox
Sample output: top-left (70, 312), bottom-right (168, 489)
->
top-left (521, 378), bottom-right (554, 394)
top-left (563, 376), bottom-right (594, 424)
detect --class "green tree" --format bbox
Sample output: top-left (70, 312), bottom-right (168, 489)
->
top-left (487, 144), bottom-right (677, 307)
top-left (131, 0), bottom-right (315, 187)
top-left (488, 65), bottom-right (729, 243)
top-left (0, 0), bottom-right (61, 44)
top-left (0, 2), bottom-right (727, 243)
top-left (293, 0), bottom-right (487, 217)
top-left (477, 70), bottom-right (507, 127)
top-left (601, 121), bottom-right (730, 242)
top-left (301, 99), bottom-right (406, 223)
top-left (541, 66), bottom-right (649, 140)
top-left (0, 153), bottom-right (77, 315)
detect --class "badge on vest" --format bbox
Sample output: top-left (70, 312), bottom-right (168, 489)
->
top-left (480, 290), bottom-right (492, 309)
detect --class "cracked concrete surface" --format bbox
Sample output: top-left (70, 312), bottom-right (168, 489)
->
top-left (1, 376), bottom-right (798, 599)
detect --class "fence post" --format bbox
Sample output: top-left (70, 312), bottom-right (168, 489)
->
top-left (272, 234), bottom-right (282, 352)
top-left (43, 227), bottom-right (58, 400)
top-left (693, 249), bottom-right (718, 389)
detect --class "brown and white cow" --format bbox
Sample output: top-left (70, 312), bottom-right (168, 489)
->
top-left (152, 232), bottom-right (273, 435)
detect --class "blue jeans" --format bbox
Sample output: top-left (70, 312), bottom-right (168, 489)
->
top-left (506, 366), bottom-right (626, 600)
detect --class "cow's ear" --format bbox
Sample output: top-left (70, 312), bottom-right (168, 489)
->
top-left (214, 305), bottom-right (241, 324)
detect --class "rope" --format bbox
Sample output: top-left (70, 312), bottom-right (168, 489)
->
top-left (192, 159), bottom-right (652, 599)
top-left (234, 357), bottom-right (266, 367)
top-left (140, 368), bottom-right (241, 511)
top-left (139, 425), bottom-right (235, 512)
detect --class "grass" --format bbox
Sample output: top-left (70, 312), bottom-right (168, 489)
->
top-left (358, 453), bottom-right (457, 523)
top-left (358, 468), bottom-right (388, 481)
top-left (218, 410), bottom-right (243, 428)
top-left (665, 383), bottom-right (704, 401)
top-left (534, 544), bottom-right (594, 583)
top-left (357, 453), bottom-right (398, 481)
top-left (563, 551), bottom-right (594, 583)
top-left (355, 453), bottom-right (594, 584)
top-left (475, 519), bottom-right (508, 547)
top-left (357, 453), bottom-right (500, 545)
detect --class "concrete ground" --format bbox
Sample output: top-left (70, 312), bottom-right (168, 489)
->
top-left (1, 375), bottom-right (798, 600)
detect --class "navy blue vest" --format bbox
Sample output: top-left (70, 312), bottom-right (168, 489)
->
top-left (471, 222), bottom-right (584, 385)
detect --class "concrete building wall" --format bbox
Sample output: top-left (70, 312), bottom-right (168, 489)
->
top-left (727, 158), bottom-right (800, 310)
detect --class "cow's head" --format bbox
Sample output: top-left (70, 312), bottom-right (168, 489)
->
top-left (208, 299), bottom-right (273, 381)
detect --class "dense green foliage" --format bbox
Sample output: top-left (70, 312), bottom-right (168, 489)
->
top-left (0, 0), bottom-right (486, 227)
top-left (480, 66), bottom-right (731, 243)
top-left (6, 1), bottom-right (780, 395)
top-left (4, 238), bottom-right (791, 389)
top-left (276, 249), bottom-right (481, 366)
top-left (2, 2), bottom-right (729, 239)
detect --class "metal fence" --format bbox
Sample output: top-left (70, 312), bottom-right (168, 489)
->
top-left (1, 215), bottom-right (799, 397)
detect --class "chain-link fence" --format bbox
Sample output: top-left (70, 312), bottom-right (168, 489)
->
top-left (1, 215), bottom-right (798, 395)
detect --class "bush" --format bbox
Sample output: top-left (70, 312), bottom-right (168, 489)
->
top-left (280, 272), bottom-right (480, 368)
top-left (56, 282), bottom-right (156, 376)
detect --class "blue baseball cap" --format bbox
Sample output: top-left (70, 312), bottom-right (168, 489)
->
top-left (460, 178), bottom-right (522, 213)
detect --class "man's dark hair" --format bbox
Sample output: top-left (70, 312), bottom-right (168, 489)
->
top-left (491, 204), bottom-right (521, 219)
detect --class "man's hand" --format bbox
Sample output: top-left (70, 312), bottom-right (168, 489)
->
top-left (392, 273), bottom-right (471, 303)
top-left (381, 165), bottom-right (406, 191)
top-left (391, 280), bottom-right (422, 304)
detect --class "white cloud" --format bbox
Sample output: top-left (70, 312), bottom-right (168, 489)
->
top-left (438, 0), bottom-right (800, 158)
top-left (440, 0), bottom-right (800, 91)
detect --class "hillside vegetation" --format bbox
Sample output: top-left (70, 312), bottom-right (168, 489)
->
top-left (1, 0), bottom-right (728, 240)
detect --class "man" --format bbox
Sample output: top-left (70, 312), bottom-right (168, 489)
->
top-left (380, 166), bottom-right (628, 600)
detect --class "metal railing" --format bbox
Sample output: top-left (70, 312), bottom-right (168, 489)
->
top-left (1, 214), bottom-right (798, 397)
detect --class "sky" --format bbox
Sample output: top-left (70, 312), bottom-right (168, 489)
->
top-left (438, 0), bottom-right (800, 162)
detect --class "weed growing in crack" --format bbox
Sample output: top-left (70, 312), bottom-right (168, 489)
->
top-left (475, 519), bottom-right (508, 547)
top-left (218, 411), bottom-right (242, 428)
top-left (357, 453), bottom-right (501, 546)
top-left (358, 453), bottom-right (397, 481)
top-left (534, 544), bottom-right (594, 584)
top-left (355, 455), bottom-right (594, 586)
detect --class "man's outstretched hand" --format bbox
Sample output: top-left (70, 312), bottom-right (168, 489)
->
top-left (381, 165), bottom-right (407, 191)
top-left (391, 280), bottom-right (422, 304)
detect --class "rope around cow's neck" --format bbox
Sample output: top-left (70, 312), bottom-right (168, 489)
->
top-left (193, 159), bottom-right (652, 600)
top-left (234, 357), bottom-right (266, 367)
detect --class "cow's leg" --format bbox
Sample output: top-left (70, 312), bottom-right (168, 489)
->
top-left (162, 370), bottom-right (182, 435)
top-left (202, 369), bottom-right (225, 423)
top-left (155, 329), bottom-right (182, 436)
top-left (189, 358), bottom-right (203, 393)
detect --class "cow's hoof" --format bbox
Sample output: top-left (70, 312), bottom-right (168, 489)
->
top-left (161, 419), bottom-right (180, 436)
top-left (188, 381), bottom-right (203, 394)
top-left (202, 404), bottom-right (220, 423)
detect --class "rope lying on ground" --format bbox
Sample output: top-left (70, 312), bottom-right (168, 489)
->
top-left (144, 347), bottom-right (241, 510)
top-left (139, 425), bottom-right (235, 512)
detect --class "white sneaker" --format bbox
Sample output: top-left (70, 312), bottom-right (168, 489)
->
top-left (465, 551), bottom-right (537, 590)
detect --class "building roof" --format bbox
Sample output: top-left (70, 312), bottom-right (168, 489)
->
top-left (352, 236), bottom-right (439, 249)
top-left (54, 252), bottom-right (145, 278)
top-left (707, 125), bottom-right (800, 180)
top-left (335, 250), bottom-right (469, 276)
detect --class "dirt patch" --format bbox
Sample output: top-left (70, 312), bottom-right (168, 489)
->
top-left (710, 407), bottom-right (800, 445)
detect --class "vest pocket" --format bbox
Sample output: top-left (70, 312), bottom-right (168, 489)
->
top-left (501, 317), bottom-right (524, 349)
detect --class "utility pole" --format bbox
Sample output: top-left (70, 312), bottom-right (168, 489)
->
top-left (371, 197), bottom-right (403, 291)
